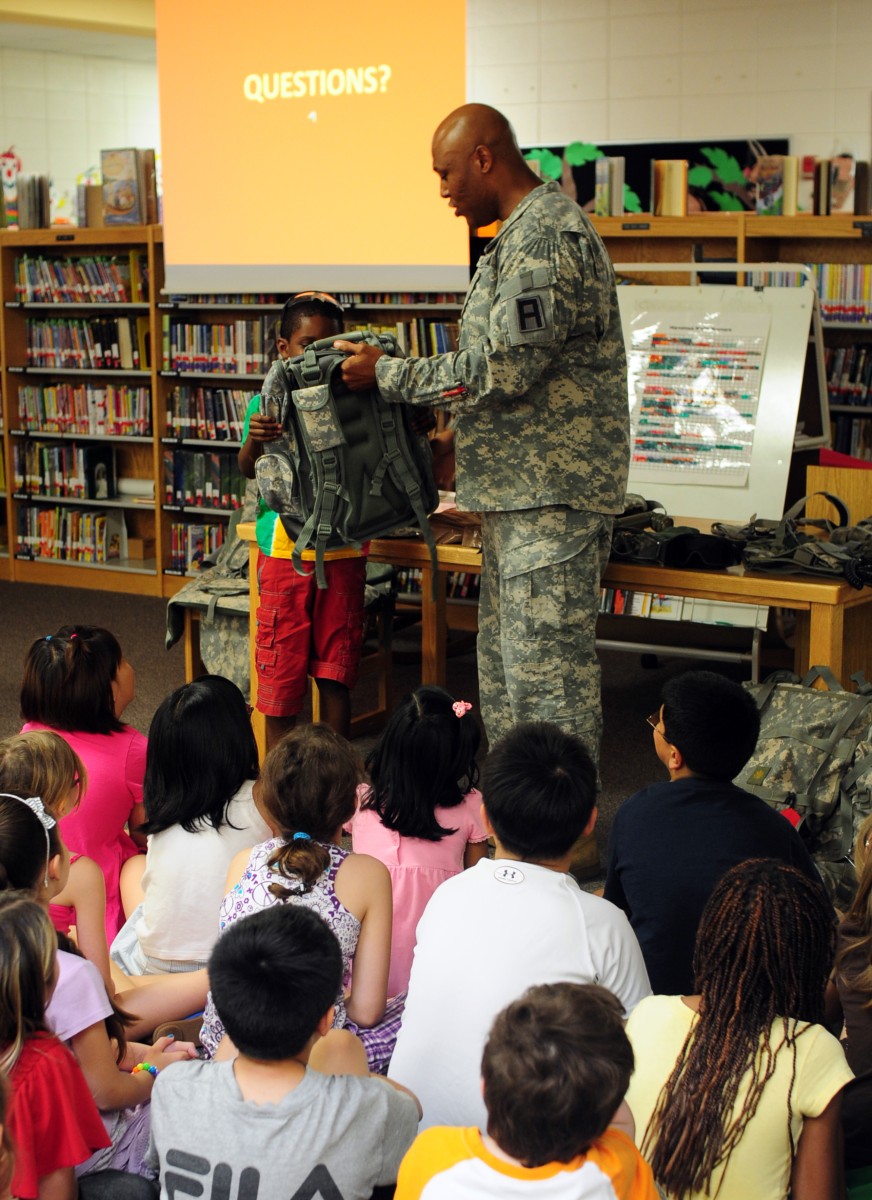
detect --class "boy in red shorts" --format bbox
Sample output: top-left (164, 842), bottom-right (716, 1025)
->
top-left (238, 292), bottom-right (367, 747)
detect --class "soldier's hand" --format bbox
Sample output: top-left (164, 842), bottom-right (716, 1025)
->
top-left (336, 340), bottom-right (384, 391)
top-left (247, 414), bottom-right (282, 443)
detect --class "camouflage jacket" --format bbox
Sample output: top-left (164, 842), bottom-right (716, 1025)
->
top-left (376, 180), bottom-right (630, 515)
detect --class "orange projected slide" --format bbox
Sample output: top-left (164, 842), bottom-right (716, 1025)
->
top-left (156, 0), bottom-right (468, 293)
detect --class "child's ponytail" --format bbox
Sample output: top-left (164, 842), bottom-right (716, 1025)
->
top-left (20, 625), bottom-right (125, 734)
top-left (260, 726), bottom-right (360, 893)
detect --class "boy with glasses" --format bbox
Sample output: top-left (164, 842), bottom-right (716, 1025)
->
top-left (604, 670), bottom-right (820, 995)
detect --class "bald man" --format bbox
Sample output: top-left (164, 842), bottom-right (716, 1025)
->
top-left (339, 104), bottom-right (629, 765)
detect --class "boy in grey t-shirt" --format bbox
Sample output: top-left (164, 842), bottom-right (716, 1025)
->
top-left (144, 905), bottom-right (420, 1200)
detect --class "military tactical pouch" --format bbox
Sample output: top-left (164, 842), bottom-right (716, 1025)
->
top-left (255, 330), bottom-right (439, 588)
top-left (736, 666), bottom-right (872, 906)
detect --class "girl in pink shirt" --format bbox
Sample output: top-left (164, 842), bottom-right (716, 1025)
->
top-left (20, 625), bottom-right (145, 940)
top-left (347, 686), bottom-right (490, 995)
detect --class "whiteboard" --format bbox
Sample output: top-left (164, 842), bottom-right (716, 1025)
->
top-left (618, 285), bottom-right (814, 522)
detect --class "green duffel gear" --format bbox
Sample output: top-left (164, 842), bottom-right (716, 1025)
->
top-left (735, 665), bottom-right (872, 907)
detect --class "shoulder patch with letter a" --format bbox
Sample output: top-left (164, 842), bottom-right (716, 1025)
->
top-left (503, 267), bottom-right (555, 347)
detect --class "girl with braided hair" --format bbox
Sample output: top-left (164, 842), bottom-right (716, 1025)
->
top-left (626, 858), bottom-right (852, 1200)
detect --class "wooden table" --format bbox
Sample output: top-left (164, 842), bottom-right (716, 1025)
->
top-left (236, 525), bottom-right (872, 744)
top-left (368, 537), bottom-right (872, 691)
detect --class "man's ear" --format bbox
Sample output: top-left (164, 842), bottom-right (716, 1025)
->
top-left (474, 144), bottom-right (494, 174)
top-left (667, 743), bottom-right (685, 772)
top-left (479, 803), bottom-right (494, 837)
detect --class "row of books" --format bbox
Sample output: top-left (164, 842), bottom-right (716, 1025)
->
top-left (165, 385), bottom-right (253, 442)
top-left (366, 320), bottom-right (459, 358)
top-left (13, 252), bottom-right (150, 305)
top-left (25, 317), bottom-right (151, 370)
top-left (167, 293), bottom-right (283, 306)
top-left (599, 588), bottom-right (768, 629)
top-left (160, 315), bottom-right (273, 375)
top-left (163, 449), bottom-right (246, 511)
top-left (167, 521), bottom-right (225, 573)
top-left (336, 292), bottom-right (465, 307)
top-left (831, 414), bottom-right (872, 460)
top-left (394, 567), bottom-right (481, 599)
top-left (13, 442), bottom-right (116, 500)
top-left (16, 506), bottom-right (128, 563)
top-left (825, 342), bottom-right (872, 408)
top-left (806, 263), bottom-right (872, 323)
top-left (16, 384), bottom-right (152, 437)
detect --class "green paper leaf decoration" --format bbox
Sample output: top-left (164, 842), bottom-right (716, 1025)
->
top-left (708, 189), bottom-right (745, 211)
top-left (700, 147), bottom-right (746, 185)
top-left (624, 185), bottom-right (643, 214)
top-left (564, 141), bottom-right (603, 166)
top-left (523, 148), bottom-right (563, 180)
top-left (687, 165), bottom-right (713, 188)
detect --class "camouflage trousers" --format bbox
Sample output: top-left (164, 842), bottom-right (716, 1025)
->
top-left (477, 506), bottom-right (613, 765)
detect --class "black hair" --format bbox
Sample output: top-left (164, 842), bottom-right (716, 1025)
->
top-left (482, 722), bottom-right (597, 862)
top-left (661, 670), bottom-right (761, 780)
top-left (20, 624), bottom-right (126, 734)
top-left (363, 686), bottom-right (480, 840)
top-left (483, 983), bottom-right (633, 1166)
top-left (142, 675), bottom-right (259, 835)
top-left (278, 295), bottom-right (344, 342)
top-left (209, 905), bottom-right (343, 1060)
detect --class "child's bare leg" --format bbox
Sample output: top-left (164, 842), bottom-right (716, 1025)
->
top-left (265, 712), bottom-right (296, 750)
top-left (309, 1029), bottom-right (368, 1076)
top-left (313, 679), bottom-right (351, 740)
top-left (120, 853), bottom-right (147, 917)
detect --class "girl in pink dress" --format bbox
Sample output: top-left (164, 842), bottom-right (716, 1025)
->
top-left (20, 625), bottom-right (145, 940)
top-left (346, 686), bottom-right (490, 996)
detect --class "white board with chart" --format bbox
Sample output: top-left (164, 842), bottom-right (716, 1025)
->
top-left (618, 284), bottom-right (815, 522)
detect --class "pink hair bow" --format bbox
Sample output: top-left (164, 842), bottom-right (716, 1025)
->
top-left (452, 700), bottom-right (473, 718)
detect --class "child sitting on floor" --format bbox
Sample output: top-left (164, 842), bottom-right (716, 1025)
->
top-left (396, 981), bottom-right (656, 1199)
top-left (200, 724), bottom-right (399, 1073)
top-left (346, 686), bottom-right (489, 995)
top-left (145, 904), bottom-right (420, 1200)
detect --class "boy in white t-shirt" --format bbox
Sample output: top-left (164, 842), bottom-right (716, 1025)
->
top-left (389, 721), bottom-right (651, 1131)
top-left (396, 982), bottom-right (657, 1200)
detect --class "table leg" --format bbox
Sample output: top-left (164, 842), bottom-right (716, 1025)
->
top-left (247, 542), bottom-right (266, 760)
top-left (807, 602), bottom-right (845, 687)
top-left (420, 566), bottom-right (447, 687)
top-left (182, 609), bottom-right (204, 683)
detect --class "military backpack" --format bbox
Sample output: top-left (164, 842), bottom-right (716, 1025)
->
top-left (254, 330), bottom-right (439, 588)
top-left (734, 666), bottom-right (872, 906)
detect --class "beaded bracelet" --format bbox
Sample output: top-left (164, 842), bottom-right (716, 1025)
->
top-left (132, 1062), bottom-right (159, 1077)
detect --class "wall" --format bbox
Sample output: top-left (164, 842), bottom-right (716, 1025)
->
top-left (1, 0), bottom-right (870, 220)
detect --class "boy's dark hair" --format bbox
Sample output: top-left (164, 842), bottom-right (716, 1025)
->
top-left (142, 675), bottom-right (259, 835)
top-left (661, 670), bottom-right (761, 780)
top-left (482, 983), bottom-right (633, 1166)
top-left (363, 686), bottom-right (480, 841)
top-left (481, 722), bottom-right (596, 861)
top-left (278, 292), bottom-right (344, 342)
top-left (20, 624), bottom-right (126, 734)
top-left (209, 905), bottom-right (343, 1060)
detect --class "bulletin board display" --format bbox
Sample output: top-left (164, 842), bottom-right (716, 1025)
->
top-left (619, 284), bottom-right (815, 522)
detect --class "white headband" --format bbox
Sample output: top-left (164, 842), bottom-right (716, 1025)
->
top-left (0, 793), bottom-right (56, 887)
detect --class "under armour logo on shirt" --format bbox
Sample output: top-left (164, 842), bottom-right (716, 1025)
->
top-left (493, 865), bottom-right (525, 885)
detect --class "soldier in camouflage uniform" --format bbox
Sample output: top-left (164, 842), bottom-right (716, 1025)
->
top-left (339, 104), bottom-right (629, 762)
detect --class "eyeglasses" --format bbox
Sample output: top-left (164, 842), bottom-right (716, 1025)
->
top-left (646, 710), bottom-right (665, 738)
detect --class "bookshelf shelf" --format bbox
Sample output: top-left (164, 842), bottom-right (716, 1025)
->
top-left (2, 216), bottom-right (869, 598)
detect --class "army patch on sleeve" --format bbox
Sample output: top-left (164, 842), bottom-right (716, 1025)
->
top-left (503, 268), bottom-right (556, 346)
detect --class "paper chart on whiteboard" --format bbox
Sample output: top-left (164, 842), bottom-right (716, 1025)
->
top-left (627, 310), bottom-right (771, 488)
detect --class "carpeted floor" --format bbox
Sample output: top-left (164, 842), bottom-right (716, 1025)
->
top-left (0, 577), bottom-right (749, 884)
